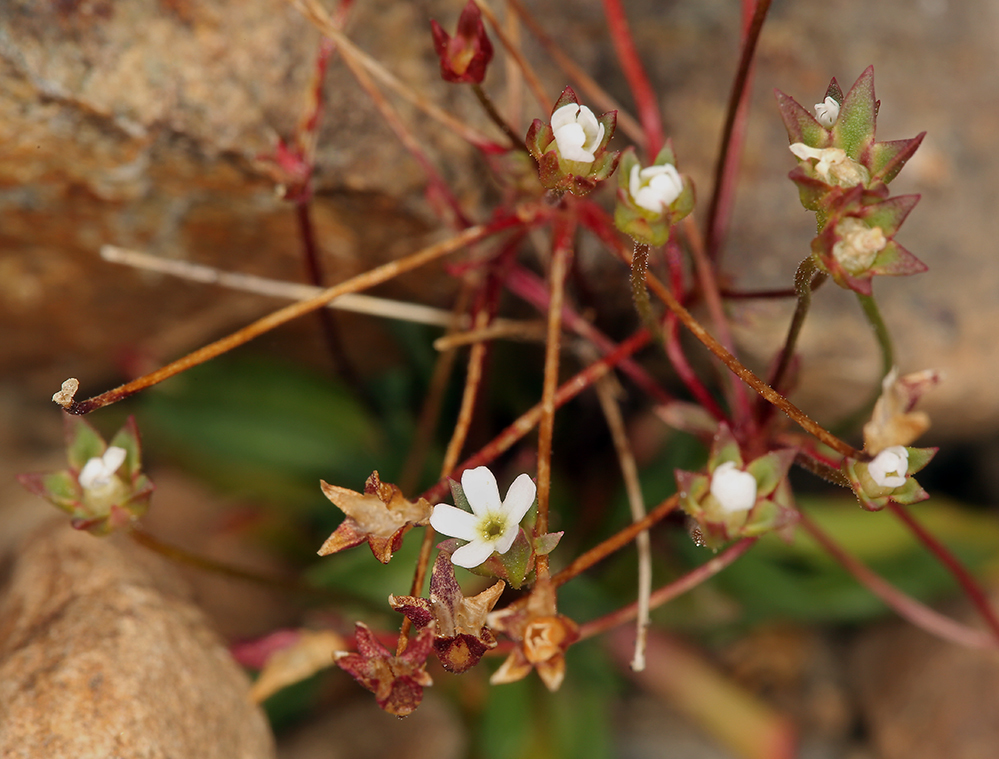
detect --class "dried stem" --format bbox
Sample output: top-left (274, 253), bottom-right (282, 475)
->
top-left (704, 0), bottom-right (772, 261)
top-left (886, 501), bottom-right (999, 646)
top-left (472, 83), bottom-right (529, 153)
top-left (594, 375), bottom-right (651, 670)
top-left (578, 537), bottom-right (756, 641)
top-left (553, 494), bottom-right (679, 588)
top-left (798, 512), bottom-right (995, 650)
top-left (504, 0), bottom-right (643, 144)
top-left (600, 0), bottom-right (664, 157)
top-left (100, 245), bottom-right (462, 328)
top-left (68, 221), bottom-right (516, 414)
top-left (420, 328), bottom-right (653, 504)
top-left (536, 220), bottom-right (575, 579)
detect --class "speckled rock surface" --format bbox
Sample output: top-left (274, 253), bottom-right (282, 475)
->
top-left (0, 520), bottom-right (276, 758)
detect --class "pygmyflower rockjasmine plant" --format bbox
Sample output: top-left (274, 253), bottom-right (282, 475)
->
top-left (614, 144), bottom-right (694, 246)
top-left (867, 446), bottom-right (908, 489)
top-left (526, 86), bottom-right (618, 196)
top-left (79, 445), bottom-right (127, 494)
top-left (813, 95), bottom-right (840, 127)
top-left (430, 466), bottom-right (536, 569)
top-left (709, 461), bottom-right (758, 514)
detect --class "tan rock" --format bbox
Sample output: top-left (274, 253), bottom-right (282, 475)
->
top-left (0, 520), bottom-right (276, 758)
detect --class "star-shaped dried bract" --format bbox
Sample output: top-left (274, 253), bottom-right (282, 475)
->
top-left (333, 622), bottom-right (435, 717)
top-left (318, 471), bottom-right (432, 564)
top-left (487, 578), bottom-right (579, 692)
top-left (391, 552), bottom-right (504, 673)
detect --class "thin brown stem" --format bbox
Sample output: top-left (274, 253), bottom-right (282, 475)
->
top-left (421, 328), bottom-right (653, 504)
top-left (67, 221), bottom-right (516, 414)
top-left (472, 83), bottom-right (528, 152)
top-left (536, 221), bottom-right (575, 578)
top-left (474, 0), bottom-right (549, 112)
top-left (553, 494), bottom-right (679, 588)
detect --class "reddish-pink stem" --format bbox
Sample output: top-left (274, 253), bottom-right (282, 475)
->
top-left (705, 0), bottom-right (772, 262)
top-left (578, 537), bottom-right (756, 640)
top-left (663, 244), bottom-right (727, 421)
top-left (506, 264), bottom-right (675, 406)
top-left (420, 328), bottom-right (652, 503)
top-left (886, 501), bottom-right (999, 645)
top-left (600, 0), bottom-right (664, 158)
top-left (798, 512), bottom-right (995, 650)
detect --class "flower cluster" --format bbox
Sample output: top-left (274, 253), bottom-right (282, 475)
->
top-left (776, 67), bottom-right (927, 294)
top-left (614, 144), bottom-right (695, 246)
top-left (18, 416), bottom-right (153, 535)
top-left (526, 87), bottom-right (619, 196)
top-left (675, 426), bottom-right (796, 550)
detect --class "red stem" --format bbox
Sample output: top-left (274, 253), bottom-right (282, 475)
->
top-left (600, 0), bottom-right (665, 158)
top-left (419, 327), bottom-right (653, 503)
top-left (578, 537), bottom-right (756, 640)
top-left (704, 0), bottom-right (772, 262)
top-left (886, 501), bottom-right (999, 645)
top-left (798, 512), bottom-right (995, 650)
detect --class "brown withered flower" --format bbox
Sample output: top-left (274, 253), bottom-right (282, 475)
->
top-left (863, 367), bottom-right (941, 454)
top-left (333, 622), bottom-right (434, 717)
top-left (390, 552), bottom-right (504, 673)
top-left (487, 578), bottom-right (579, 692)
top-left (318, 471), bottom-right (432, 564)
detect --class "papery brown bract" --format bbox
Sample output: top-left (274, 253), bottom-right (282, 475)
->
top-left (333, 622), bottom-right (434, 717)
top-left (863, 368), bottom-right (941, 454)
top-left (318, 471), bottom-right (432, 563)
top-left (390, 552), bottom-right (504, 673)
top-left (487, 579), bottom-right (578, 691)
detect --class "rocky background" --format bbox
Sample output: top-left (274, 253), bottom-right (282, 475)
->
top-left (2, 0), bottom-right (998, 757)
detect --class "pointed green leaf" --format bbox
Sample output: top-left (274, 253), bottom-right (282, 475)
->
top-left (833, 66), bottom-right (877, 160)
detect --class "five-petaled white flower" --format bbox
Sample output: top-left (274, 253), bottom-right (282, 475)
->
top-left (79, 446), bottom-right (127, 492)
top-left (868, 445), bottom-right (908, 488)
top-left (629, 163), bottom-right (683, 214)
top-left (710, 462), bottom-right (758, 514)
top-left (431, 466), bottom-right (536, 568)
top-left (550, 103), bottom-right (605, 164)
top-left (814, 96), bottom-right (840, 128)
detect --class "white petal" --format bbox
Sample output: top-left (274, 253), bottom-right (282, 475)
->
top-left (554, 123), bottom-right (595, 163)
top-left (103, 446), bottom-right (127, 474)
top-left (575, 105), bottom-right (599, 136)
top-left (430, 504), bottom-right (480, 540)
top-left (78, 457), bottom-right (107, 490)
top-left (550, 103), bottom-right (580, 132)
top-left (461, 466), bottom-right (502, 516)
top-left (629, 164), bottom-right (642, 199)
top-left (502, 473), bottom-right (537, 523)
top-left (789, 142), bottom-right (822, 161)
top-left (451, 539), bottom-right (496, 569)
top-left (710, 462), bottom-right (758, 514)
top-left (494, 522), bottom-right (521, 555)
top-left (868, 446), bottom-right (908, 489)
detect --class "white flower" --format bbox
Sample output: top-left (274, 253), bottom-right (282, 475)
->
top-left (78, 446), bottom-right (127, 492)
top-left (868, 445), bottom-right (908, 488)
top-left (430, 466), bottom-right (536, 568)
top-left (832, 217), bottom-right (887, 274)
top-left (550, 103), bottom-right (605, 164)
top-left (709, 462), bottom-right (757, 514)
top-left (629, 163), bottom-right (683, 213)
top-left (789, 143), bottom-right (869, 187)
top-left (814, 96), bottom-right (840, 127)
